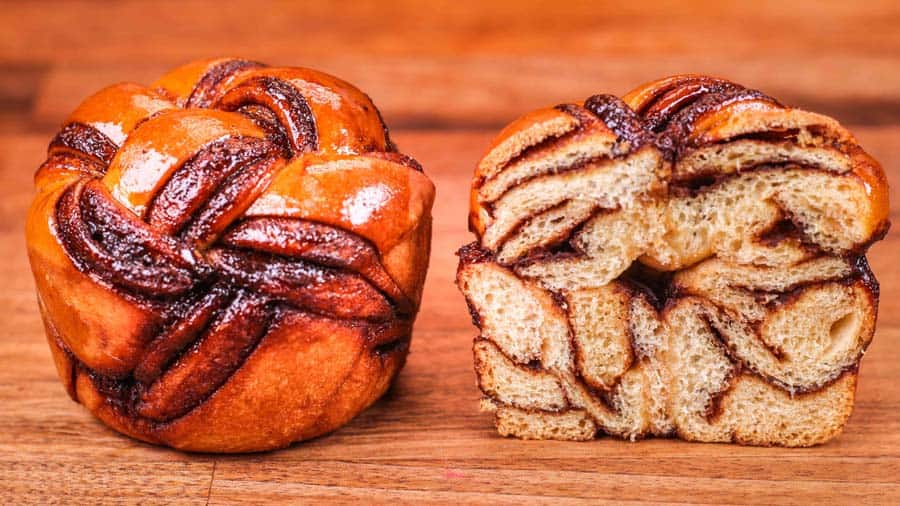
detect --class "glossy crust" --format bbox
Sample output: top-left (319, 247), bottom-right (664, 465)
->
top-left (27, 58), bottom-right (435, 453)
top-left (459, 75), bottom-right (889, 446)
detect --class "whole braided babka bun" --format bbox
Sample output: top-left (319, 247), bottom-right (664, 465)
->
top-left (26, 58), bottom-right (435, 453)
top-left (458, 75), bottom-right (889, 446)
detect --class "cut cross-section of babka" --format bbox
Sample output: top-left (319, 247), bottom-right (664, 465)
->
top-left (457, 75), bottom-right (889, 446)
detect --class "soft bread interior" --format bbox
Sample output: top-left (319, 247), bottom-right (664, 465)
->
top-left (666, 298), bottom-right (857, 446)
top-left (489, 401), bottom-right (597, 441)
top-left (481, 147), bottom-right (664, 251)
top-left (461, 252), bottom-right (876, 445)
top-left (474, 338), bottom-right (568, 411)
top-left (460, 77), bottom-right (886, 446)
top-left (479, 129), bottom-right (618, 203)
top-left (677, 140), bottom-right (851, 181)
top-left (515, 202), bottom-right (664, 291)
top-left (644, 168), bottom-right (878, 270)
top-left (458, 261), bottom-right (572, 372)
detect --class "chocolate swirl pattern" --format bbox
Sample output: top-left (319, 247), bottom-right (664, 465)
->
top-left (458, 75), bottom-right (888, 446)
top-left (26, 58), bottom-right (435, 452)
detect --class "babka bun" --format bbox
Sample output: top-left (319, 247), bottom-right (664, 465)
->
top-left (27, 58), bottom-right (435, 452)
top-left (458, 75), bottom-right (888, 446)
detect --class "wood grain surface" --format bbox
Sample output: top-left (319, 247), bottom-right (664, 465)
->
top-left (1, 1), bottom-right (898, 504)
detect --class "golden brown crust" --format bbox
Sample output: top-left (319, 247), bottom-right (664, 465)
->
top-left (622, 74), bottom-right (740, 114)
top-left (27, 58), bottom-right (434, 453)
top-left (845, 145), bottom-right (891, 239)
top-left (469, 107), bottom-right (582, 237)
top-left (476, 107), bottom-right (580, 182)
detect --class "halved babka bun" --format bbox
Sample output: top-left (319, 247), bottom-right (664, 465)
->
top-left (458, 75), bottom-right (889, 446)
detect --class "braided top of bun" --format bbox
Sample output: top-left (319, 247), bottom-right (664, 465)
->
top-left (27, 58), bottom-right (435, 452)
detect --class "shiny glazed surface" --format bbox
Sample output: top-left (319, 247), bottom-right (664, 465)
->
top-left (25, 58), bottom-right (436, 453)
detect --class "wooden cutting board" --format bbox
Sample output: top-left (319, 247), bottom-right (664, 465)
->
top-left (2, 1), bottom-right (899, 503)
